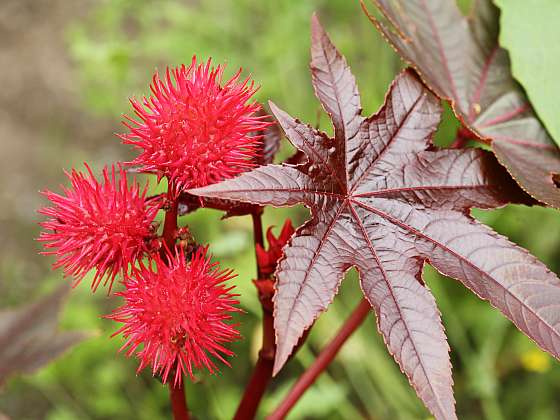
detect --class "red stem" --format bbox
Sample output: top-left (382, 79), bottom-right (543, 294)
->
top-left (161, 187), bottom-right (190, 419)
top-left (267, 299), bottom-right (372, 420)
top-left (161, 193), bottom-right (179, 254)
top-left (233, 208), bottom-right (276, 420)
top-left (169, 381), bottom-right (190, 420)
top-left (450, 135), bottom-right (468, 149)
top-left (234, 316), bottom-right (275, 420)
top-left (251, 207), bottom-right (265, 277)
top-left (450, 125), bottom-right (483, 149)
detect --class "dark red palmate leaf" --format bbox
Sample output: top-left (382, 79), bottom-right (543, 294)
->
top-left (0, 283), bottom-right (89, 385)
top-left (256, 110), bottom-right (282, 166)
top-left (191, 16), bottom-right (560, 420)
top-left (361, 0), bottom-right (560, 208)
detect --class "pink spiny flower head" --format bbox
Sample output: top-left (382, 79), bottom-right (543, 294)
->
top-left (38, 164), bottom-right (160, 292)
top-left (108, 246), bottom-right (241, 385)
top-left (120, 56), bottom-right (272, 196)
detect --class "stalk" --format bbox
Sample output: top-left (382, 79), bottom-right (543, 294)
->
top-left (233, 208), bottom-right (276, 420)
top-left (161, 186), bottom-right (189, 419)
top-left (169, 381), bottom-right (190, 420)
top-left (268, 299), bottom-right (371, 420)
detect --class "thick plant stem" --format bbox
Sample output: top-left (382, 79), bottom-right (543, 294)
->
top-left (161, 192), bottom-right (179, 253)
top-left (233, 208), bottom-right (276, 420)
top-left (234, 316), bottom-right (275, 420)
top-left (268, 299), bottom-right (372, 420)
top-left (169, 381), bottom-right (190, 420)
top-left (161, 187), bottom-right (189, 417)
top-left (251, 207), bottom-right (265, 276)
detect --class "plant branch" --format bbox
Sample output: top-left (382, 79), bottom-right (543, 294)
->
top-left (161, 185), bottom-right (189, 418)
top-left (169, 381), bottom-right (190, 420)
top-left (161, 191), bottom-right (179, 253)
top-left (252, 207), bottom-right (265, 262)
top-left (450, 125), bottom-right (487, 149)
top-left (178, 193), bottom-right (258, 217)
top-left (234, 314), bottom-right (275, 420)
top-left (233, 207), bottom-right (275, 420)
top-left (267, 299), bottom-right (372, 420)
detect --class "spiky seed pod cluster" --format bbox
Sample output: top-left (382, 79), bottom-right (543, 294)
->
top-left (108, 247), bottom-right (241, 385)
top-left (121, 56), bottom-right (270, 195)
top-left (38, 56), bottom-right (264, 380)
top-left (39, 165), bottom-right (160, 291)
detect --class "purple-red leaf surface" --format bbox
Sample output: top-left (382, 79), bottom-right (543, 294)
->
top-left (257, 111), bottom-right (282, 166)
top-left (362, 0), bottom-right (560, 208)
top-left (0, 283), bottom-right (89, 386)
top-left (191, 15), bottom-right (560, 420)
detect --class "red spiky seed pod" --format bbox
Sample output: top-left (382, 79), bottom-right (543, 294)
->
top-left (38, 164), bottom-right (160, 292)
top-left (121, 57), bottom-right (271, 195)
top-left (108, 247), bottom-right (241, 385)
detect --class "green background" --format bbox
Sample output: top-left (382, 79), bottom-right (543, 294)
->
top-left (495, 0), bottom-right (560, 147)
top-left (1, 0), bottom-right (559, 419)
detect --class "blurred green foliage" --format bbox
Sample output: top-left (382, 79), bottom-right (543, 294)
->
top-left (2, 0), bottom-right (560, 419)
top-left (494, 0), bottom-right (560, 147)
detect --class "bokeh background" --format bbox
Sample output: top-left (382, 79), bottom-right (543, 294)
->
top-left (1, 0), bottom-right (559, 419)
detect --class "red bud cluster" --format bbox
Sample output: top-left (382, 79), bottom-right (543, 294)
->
top-left (38, 57), bottom-right (270, 380)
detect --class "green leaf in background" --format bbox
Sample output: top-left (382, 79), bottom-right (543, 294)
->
top-left (495, 0), bottom-right (560, 147)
